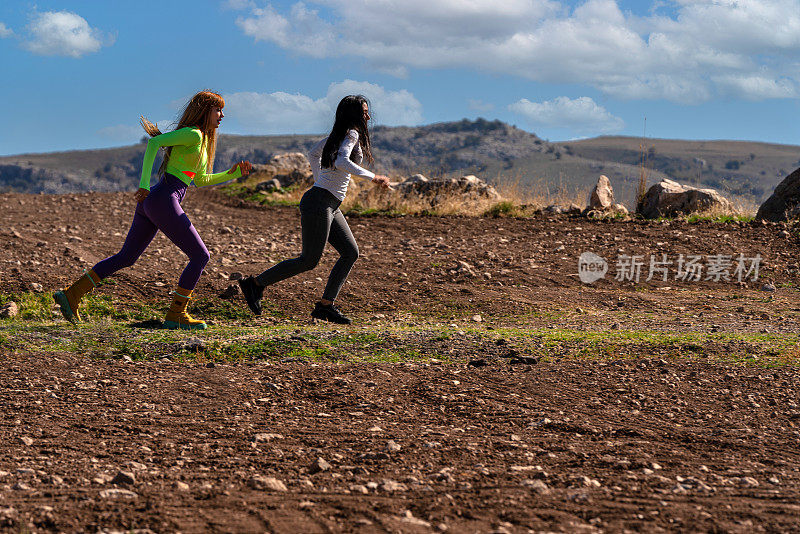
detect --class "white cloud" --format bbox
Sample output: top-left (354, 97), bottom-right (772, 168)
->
top-left (225, 80), bottom-right (423, 134)
top-left (23, 11), bottom-right (113, 58)
top-left (509, 96), bottom-right (624, 134)
top-left (234, 0), bottom-right (800, 103)
top-left (0, 22), bottom-right (13, 38)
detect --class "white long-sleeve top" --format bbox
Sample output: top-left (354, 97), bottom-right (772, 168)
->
top-left (308, 129), bottom-right (375, 201)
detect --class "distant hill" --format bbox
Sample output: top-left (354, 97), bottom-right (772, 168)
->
top-left (1, 118), bottom-right (797, 209)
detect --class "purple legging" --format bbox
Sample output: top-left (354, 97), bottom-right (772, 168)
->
top-left (93, 173), bottom-right (210, 290)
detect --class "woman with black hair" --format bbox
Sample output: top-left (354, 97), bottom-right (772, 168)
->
top-left (239, 95), bottom-right (390, 324)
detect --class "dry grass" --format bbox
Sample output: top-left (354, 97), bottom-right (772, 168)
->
top-left (681, 197), bottom-right (758, 223)
top-left (247, 173), bottom-right (592, 217)
top-left (235, 171), bottom-right (758, 222)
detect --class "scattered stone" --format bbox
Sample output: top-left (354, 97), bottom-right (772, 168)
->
top-left (248, 475), bottom-right (287, 492)
top-left (219, 284), bottom-right (239, 299)
top-left (111, 470), bottom-right (136, 486)
top-left (761, 282), bottom-right (776, 292)
top-left (381, 479), bottom-right (408, 492)
top-left (219, 226), bottom-right (233, 235)
top-left (309, 457), bottom-right (331, 474)
top-left (0, 302), bottom-right (18, 319)
top-left (399, 510), bottom-right (431, 527)
top-left (255, 178), bottom-right (282, 193)
top-left (386, 440), bottom-right (402, 453)
top-left (350, 484), bottom-right (369, 494)
top-left (679, 476), bottom-right (714, 492)
top-left (176, 338), bottom-right (205, 352)
top-left (29, 282), bottom-right (44, 293)
top-left (19, 436), bottom-right (34, 446)
top-left (738, 476), bottom-right (759, 488)
top-left (522, 479), bottom-right (550, 494)
top-left (637, 179), bottom-right (731, 218)
top-left (174, 481), bottom-right (190, 491)
top-left (253, 433), bottom-right (284, 443)
top-left (228, 272), bottom-right (243, 281)
top-left (576, 475), bottom-right (602, 488)
top-left (472, 314), bottom-right (483, 322)
top-left (99, 488), bottom-right (138, 499)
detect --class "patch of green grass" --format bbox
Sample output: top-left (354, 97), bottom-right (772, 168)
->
top-left (10, 292), bottom-right (54, 321)
top-left (483, 201), bottom-right (519, 218)
top-left (191, 298), bottom-right (255, 321)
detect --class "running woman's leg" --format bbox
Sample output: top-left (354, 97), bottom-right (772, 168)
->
top-left (154, 209), bottom-right (210, 291)
top-left (253, 204), bottom-right (332, 288)
top-left (92, 209), bottom-right (159, 279)
top-left (141, 182), bottom-right (209, 291)
top-left (321, 208), bottom-right (359, 303)
top-left (56, 203), bottom-right (158, 323)
top-left (143, 188), bottom-right (209, 328)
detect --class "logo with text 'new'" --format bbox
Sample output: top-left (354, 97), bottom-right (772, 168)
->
top-left (578, 252), bottom-right (608, 284)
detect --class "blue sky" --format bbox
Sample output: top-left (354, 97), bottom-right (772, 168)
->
top-left (2, 0), bottom-right (800, 155)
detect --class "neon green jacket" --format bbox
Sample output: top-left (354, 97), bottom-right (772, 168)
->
top-left (139, 127), bottom-right (241, 190)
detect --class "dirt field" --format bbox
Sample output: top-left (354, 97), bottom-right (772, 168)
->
top-left (1, 190), bottom-right (800, 533)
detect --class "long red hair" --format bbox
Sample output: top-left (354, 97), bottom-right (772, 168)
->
top-left (140, 90), bottom-right (225, 177)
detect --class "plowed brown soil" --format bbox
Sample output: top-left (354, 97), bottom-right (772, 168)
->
top-left (1, 190), bottom-right (800, 533)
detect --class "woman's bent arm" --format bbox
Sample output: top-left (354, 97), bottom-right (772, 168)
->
top-left (139, 128), bottom-right (203, 191)
top-left (334, 130), bottom-right (375, 180)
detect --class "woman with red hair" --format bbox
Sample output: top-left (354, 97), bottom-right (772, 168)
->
top-left (54, 90), bottom-right (251, 330)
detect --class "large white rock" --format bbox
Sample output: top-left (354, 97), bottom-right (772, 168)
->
top-left (248, 152), bottom-right (313, 187)
top-left (637, 179), bottom-right (731, 219)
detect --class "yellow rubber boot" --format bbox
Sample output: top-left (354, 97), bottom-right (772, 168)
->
top-left (53, 269), bottom-right (100, 323)
top-left (164, 287), bottom-right (207, 330)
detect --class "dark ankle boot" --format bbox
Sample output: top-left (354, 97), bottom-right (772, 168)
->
top-left (311, 302), bottom-right (351, 325)
top-left (238, 276), bottom-right (263, 316)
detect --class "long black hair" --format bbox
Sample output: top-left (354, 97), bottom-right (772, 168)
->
top-left (321, 95), bottom-right (374, 169)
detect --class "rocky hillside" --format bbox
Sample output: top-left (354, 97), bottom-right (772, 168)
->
top-left (1, 119), bottom-right (796, 208)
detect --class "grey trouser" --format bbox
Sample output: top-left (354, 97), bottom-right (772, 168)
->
top-left (255, 186), bottom-right (359, 302)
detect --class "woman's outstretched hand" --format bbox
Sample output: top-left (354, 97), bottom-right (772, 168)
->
top-left (371, 174), bottom-right (391, 189)
top-left (134, 188), bottom-right (149, 203)
top-left (230, 160), bottom-right (252, 177)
